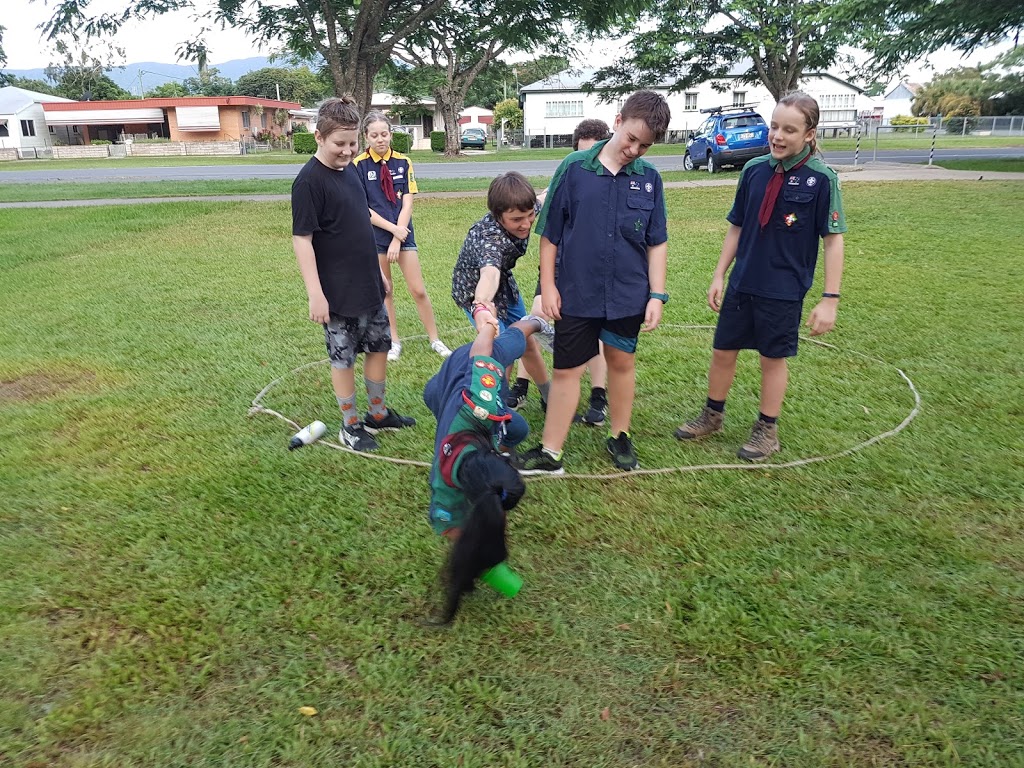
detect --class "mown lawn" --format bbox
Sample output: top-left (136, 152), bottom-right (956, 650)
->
top-left (1, 182), bottom-right (1022, 766)
top-left (935, 158), bottom-right (1024, 173)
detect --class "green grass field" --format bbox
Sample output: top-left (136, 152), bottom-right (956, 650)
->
top-left (935, 158), bottom-right (1024, 173)
top-left (1, 182), bottom-right (1022, 766)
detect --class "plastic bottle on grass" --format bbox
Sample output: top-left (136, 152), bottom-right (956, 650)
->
top-left (289, 421), bottom-right (327, 450)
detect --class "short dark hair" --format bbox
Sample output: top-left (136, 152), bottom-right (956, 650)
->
top-left (620, 90), bottom-right (671, 142)
top-left (572, 118), bottom-right (611, 150)
top-left (316, 96), bottom-right (361, 137)
top-left (487, 171), bottom-right (537, 219)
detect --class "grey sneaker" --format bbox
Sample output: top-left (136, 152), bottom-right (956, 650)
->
top-left (512, 445), bottom-right (564, 476)
top-left (577, 390), bottom-right (607, 427)
top-left (340, 423), bottom-right (379, 452)
top-left (506, 379), bottom-right (529, 411)
top-left (363, 408), bottom-right (417, 433)
top-left (674, 406), bottom-right (724, 440)
top-left (525, 314), bottom-right (555, 353)
top-left (737, 420), bottom-right (780, 462)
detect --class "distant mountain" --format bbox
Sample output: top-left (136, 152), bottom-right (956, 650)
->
top-left (4, 56), bottom-right (274, 97)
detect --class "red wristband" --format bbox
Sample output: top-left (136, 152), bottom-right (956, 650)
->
top-left (472, 303), bottom-right (490, 317)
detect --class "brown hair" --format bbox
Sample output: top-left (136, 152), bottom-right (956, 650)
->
top-left (572, 118), bottom-right (611, 150)
top-left (776, 91), bottom-right (821, 155)
top-left (316, 96), bottom-right (361, 137)
top-left (620, 90), bottom-right (671, 142)
top-left (361, 110), bottom-right (392, 135)
top-left (487, 171), bottom-right (537, 219)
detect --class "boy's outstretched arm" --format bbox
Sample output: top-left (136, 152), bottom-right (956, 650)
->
top-left (469, 307), bottom-right (501, 358)
top-left (293, 235), bottom-right (330, 324)
top-left (806, 233), bottom-right (844, 336)
top-left (708, 224), bottom-right (741, 312)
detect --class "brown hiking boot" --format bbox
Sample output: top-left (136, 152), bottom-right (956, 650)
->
top-left (737, 419), bottom-right (780, 462)
top-left (674, 406), bottom-right (724, 440)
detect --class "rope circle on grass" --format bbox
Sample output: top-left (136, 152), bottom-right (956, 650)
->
top-left (249, 324), bottom-right (921, 480)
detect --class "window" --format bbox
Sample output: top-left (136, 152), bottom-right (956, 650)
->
top-left (72, 125), bottom-right (79, 133)
top-left (260, 111), bottom-right (267, 129)
top-left (544, 100), bottom-right (584, 118)
top-left (0, 121), bottom-right (8, 138)
top-left (21, 120), bottom-right (36, 137)
top-left (685, 93), bottom-right (698, 111)
top-left (49, 125), bottom-right (56, 134)
top-left (242, 110), bottom-right (251, 129)
top-left (732, 91), bottom-right (746, 107)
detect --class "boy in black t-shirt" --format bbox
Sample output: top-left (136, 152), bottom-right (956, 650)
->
top-left (291, 96), bottom-right (416, 452)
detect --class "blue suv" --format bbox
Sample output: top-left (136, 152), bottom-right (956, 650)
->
top-left (684, 106), bottom-right (769, 173)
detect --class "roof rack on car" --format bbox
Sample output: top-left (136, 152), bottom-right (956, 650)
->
top-left (699, 104), bottom-right (760, 114)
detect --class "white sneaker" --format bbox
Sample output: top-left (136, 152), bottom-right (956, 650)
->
top-left (429, 339), bottom-right (452, 358)
top-left (387, 340), bottom-right (402, 362)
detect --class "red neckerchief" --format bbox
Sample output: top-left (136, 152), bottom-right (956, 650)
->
top-left (758, 150), bottom-right (811, 230)
top-left (379, 156), bottom-right (397, 204)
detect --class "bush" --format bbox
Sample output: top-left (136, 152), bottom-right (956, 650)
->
top-left (292, 123), bottom-right (309, 133)
top-left (391, 131), bottom-right (412, 154)
top-left (430, 131), bottom-right (446, 153)
top-left (90, 139), bottom-right (112, 145)
top-left (294, 133), bottom-right (317, 154)
top-left (945, 116), bottom-right (977, 135)
top-left (890, 115), bottom-right (930, 133)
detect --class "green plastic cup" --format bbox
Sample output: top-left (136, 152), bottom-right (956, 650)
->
top-left (480, 562), bottom-right (523, 598)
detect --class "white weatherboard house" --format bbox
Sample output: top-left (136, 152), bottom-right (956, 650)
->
top-left (0, 86), bottom-right (75, 155)
top-left (520, 66), bottom-right (870, 142)
top-left (882, 82), bottom-right (922, 124)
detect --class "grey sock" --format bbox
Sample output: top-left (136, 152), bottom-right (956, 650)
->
top-left (365, 377), bottom-right (387, 419)
top-left (336, 393), bottom-right (359, 427)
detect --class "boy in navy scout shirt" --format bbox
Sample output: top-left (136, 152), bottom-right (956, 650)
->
top-left (515, 91), bottom-right (671, 474)
top-left (674, 92), bottom-right (846, 461)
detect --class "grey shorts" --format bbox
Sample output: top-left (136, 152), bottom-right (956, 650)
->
top-left (323, 305), bottom-right (392, 369)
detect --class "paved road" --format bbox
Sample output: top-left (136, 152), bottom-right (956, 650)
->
top-left (1, 147), bottom-right (1022, 183)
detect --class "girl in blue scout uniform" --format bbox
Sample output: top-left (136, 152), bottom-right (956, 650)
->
top-left (422, 308), bottom-right (552, 623)
top-left (674, 91), bottom-right (847, 461)
top-left (355, 111), bottom-right (451, 362)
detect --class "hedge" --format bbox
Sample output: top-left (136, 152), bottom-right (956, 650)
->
top-left (391, 131), bottom-right (412, 154)
top-left (294, 133), bottom-right (317, 154)
top-left (430, 131), bottom-right (446, 153)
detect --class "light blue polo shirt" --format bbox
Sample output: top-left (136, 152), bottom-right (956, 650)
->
top-left (536, 139), bottom-right (668, 320)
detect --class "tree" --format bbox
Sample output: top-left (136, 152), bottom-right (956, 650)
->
top-left (0, 25), bottom-right (9, 86)
top-left (833, 0), bottom-right (1024, 77)
top-left (181, 67), bottom-right (234, 96)
top-left (36, 0), bottom-right (447, 117)
top-left (587, 0), bottom-right (854, 102)
top-left (145, 82), bottom-right (190, 98)
top-left (9, 76), bottom-right (62, 96)
top-left (913, 64), bottom-right (1024, 117)
top-left (44, 47), bottom-right (132, 100)
top-left (465, 55), bottom-right (570, 108)
top-left (393, 0), bottom-right (577, 156)
top-left (235, 66), bottom-right (329, 105)
top-left (492, 97), bottom-right (522, 143)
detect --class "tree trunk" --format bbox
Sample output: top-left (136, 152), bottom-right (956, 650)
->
top-left (435, 83), bottom-right (465, 157)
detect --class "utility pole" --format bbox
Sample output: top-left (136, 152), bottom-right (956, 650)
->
top-left (276, 83), bottom-right (281, 101)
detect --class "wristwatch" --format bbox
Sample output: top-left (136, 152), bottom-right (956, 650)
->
top-left (649, 291), bottom-right (670, 304)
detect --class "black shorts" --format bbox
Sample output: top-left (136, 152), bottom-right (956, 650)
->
top-left (553, 314), bottom-right (643, 370)
top-left (713, 289), bottom-right (803, 358)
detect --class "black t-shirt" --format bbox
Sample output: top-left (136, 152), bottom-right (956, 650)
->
top-left (292, 157), bottom-right (385, 317)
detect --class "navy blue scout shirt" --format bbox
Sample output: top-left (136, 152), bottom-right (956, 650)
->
top-left (536, 139), bottom-right (668, 320)
top-left (291, 157), bottom-right (385, 317)
top-left (353, 147), bottom-right (419, 253)
top-left (726, 145), bottom-right (847, 301)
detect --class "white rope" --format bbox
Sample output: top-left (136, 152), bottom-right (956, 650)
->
top-left (249, 325), bottom-right (921, 479)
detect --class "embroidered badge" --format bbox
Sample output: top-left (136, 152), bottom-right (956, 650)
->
top-left (473, 405), bottom-right (489, 420)
top-left (629, 180), bottom-right (641, 190)
top-left (367, 170), bottom-right (377, 181)
top-left (787, 176), bottom-right (800, 186)
top-left (635, 219), bottom-right (644, 231)
top-left (785, 213), bottom-right (798, 227)
top-left (442, 441), bottom-right (452, 456)
top-left (832, 211), bottom-right (839, 221)
top-left (435, 509), bottom-right (452, 522)
top-left (480, 373), bottom-right (497, 389)
top-left (474, 360), bottom-right (486, 368)
top-left (645, 182), bottom-right (653, 192)
top-left (806, 177), bottom-right (817, 187)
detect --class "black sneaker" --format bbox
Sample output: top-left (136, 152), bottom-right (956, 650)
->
top-left (340, 423), bottom-right (379, 452)
top-left (506, 379), bottom-right (529, 411)
top-left (512, 445), bottom-right (565, 475)
top-left (577, 391), bottom-right (607, 427)
top-left (364, 408), bottom-right (417, 433)
top-left (606, 431), bottom-right (638, 471)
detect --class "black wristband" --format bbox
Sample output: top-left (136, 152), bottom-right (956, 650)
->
top-left (822, 292), bottom-right (841, 299)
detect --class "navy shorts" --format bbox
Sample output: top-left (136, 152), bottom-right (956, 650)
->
top-left (553, 314), bottom-right (643, 370)
top-left (713, 289), bottom-right (803, 358)
top-left (323, 305), bottom-right (392, 369)
top-left (374, 234), bottom-right (417, 254)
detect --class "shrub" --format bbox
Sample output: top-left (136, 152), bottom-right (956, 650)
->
top-left (391, 131), bottom-right (412, 154)
top-left (294, 133), bottom-right (317, 154)
top-left (890, 115), bottom-right (930, 133)
top-left (945, 116), bottom-right (977, 135)
top-left (430, 131), bottom-right (446, 153)
top-left (90, 139), bottom-right (113, 145)
top-left (292, 123), bottom-right (309, 133)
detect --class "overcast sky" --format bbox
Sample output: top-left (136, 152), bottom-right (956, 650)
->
top-left (3, 0), bottom-right (1013, 85)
